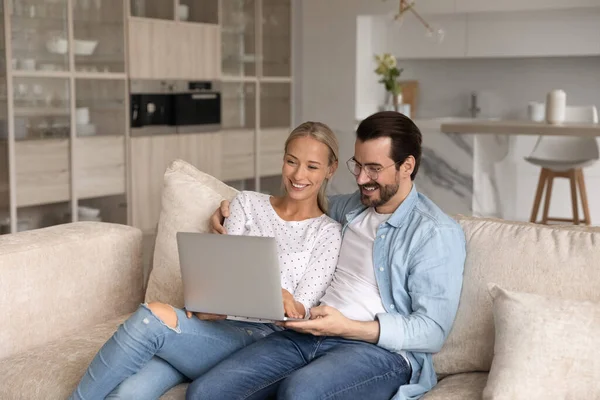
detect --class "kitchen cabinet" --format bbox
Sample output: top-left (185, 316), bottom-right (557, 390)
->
top-left (390, 14), bottom-right (467, 59)
top-left (466, 9), bottom-right (600, 57)
top-left (221, 0), bottom-right (292, 193)
top-left (220, 128), bottom-right (288, 182)
top-left (259, 128), bottom-right (288, 176)
top-left (220, 129), bottom-right (256, 182)
top-left (12, 136), bottom-right (126, 208)
top-left (177, 23), bottom-right (221, 80)
top-left (128, 18), bottom-right (220, 80)
top-left (76, 136), bottom-right (126, 199)
top-left (0, 0), bottom-right (129, 234)
top-left (455, 0), bottom-right (600, 13)
top-left (130, 133), bottom-right (222, 232)
top-left (130, 0), bottom-right (219, 24)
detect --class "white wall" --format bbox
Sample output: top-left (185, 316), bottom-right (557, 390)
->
top-left (293, 0), bottom-right (397, 194)
top-left (295, 1), bottom-right (600, 207)
top-left (398, 57), bottom-right (600, 119)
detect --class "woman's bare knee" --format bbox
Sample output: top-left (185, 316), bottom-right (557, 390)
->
top-left (147, 302), bottom-right (178, 329)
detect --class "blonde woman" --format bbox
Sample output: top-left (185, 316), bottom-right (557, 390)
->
top-left (70, 122), bottom-right (342, 400)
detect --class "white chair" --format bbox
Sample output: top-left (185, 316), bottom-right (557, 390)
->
top-left (527, 105), bottom-right (599, 225)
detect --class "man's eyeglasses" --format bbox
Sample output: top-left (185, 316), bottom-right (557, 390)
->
top-left (346, 158), bottom-right (400, 180)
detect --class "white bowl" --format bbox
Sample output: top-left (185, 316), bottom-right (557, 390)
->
top-left (74, 39), bottom-right (98, 56)
top-left (78, 206), bottom-right (100, 218)
top-left (46, 38), bottom-right (68, 54)
top-left (75, 107), bottom-right (90, 125)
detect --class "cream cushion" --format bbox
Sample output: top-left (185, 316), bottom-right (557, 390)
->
top-left (482, 284), bottom-right (600, 400)
top-left (422, 373), bottom-right (488, 400)
top-left (145, 159), bottom-right (238, 307)
top-left (434, 217), bottom-right (600, 376)
top-left (0, 315), bottom-right (129, 399)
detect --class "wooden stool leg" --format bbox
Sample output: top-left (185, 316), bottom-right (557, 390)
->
top-left (576, 168), bottom-right (591, 225)
top-left (530, 168), bottom-right (547, 223)
top-left (569, 169), bottom-right (580, 225)
top-left (541, 170), bottom-right (554, 225)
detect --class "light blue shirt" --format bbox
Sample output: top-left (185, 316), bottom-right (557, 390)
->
top-left (328, 184), bottom-right (466, 400)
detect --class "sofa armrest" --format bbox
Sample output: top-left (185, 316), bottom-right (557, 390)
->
top-left (0, 222), bottom-right (143, 360)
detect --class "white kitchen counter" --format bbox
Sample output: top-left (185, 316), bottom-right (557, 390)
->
top-left (409, 118), bottom-right (600, 225)
top-left (440, 119), bottom-right (600, 137)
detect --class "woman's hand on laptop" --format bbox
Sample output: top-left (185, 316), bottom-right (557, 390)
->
top-left (282, 289), bottom-right (305, 319)
top-left (185, 310), bottom-right (227, 321)
top-left (210, 200), bottom-right (231, 234)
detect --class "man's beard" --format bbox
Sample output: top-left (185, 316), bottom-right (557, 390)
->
top-left (359, 182), bottom-right (399, 208)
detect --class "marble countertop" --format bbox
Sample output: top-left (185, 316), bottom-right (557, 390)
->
top-left (439, 119), bottom-right (600, 137)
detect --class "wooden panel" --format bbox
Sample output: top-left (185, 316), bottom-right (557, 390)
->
top-left (181, 23), bottom-right (221, 80)
top-left (15, 140), bottom-right (70, 207)
top-left (76, 136), bottom-right (126, 199)
top-left (130, 18), bottom-right (220, 80)
top-left (128, 18), bottom-right (153, 79)
top-left (130, 132), bottom-right (221, 232)
top-left (0, 142), bottom-right (8, 209)
top-left (399, 80), bottom-right (419, 118)
top-left (152, 20), bottom-right (178, 79)
top-left (221, 129), bottom-right (255, 181)
top-left (221, 128), bottom-right (290, 181)
top-left (260, 128), bottom-right (288, 176)
top-left (204, 24), bottom-right (221, 80)
top-left (176, 23), bottom-right (196, 79)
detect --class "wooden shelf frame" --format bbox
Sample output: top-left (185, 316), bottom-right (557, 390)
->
top-left (220, 0), bottom-right (293, 191)
top-left (1, 0), bottom-right (130, 233)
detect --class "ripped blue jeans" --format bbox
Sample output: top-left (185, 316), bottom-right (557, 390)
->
top-left (69, 304), bottom-right (281, 400)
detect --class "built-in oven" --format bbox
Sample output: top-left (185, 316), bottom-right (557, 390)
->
top-left (130, 81), bottom-right (221, 134)
top-left (168, 91), bottom-right (221, 128)
top-left (130, 93), bottom-right (171, 128)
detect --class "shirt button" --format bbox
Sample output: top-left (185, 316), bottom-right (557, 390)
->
top-left (390, 304), bottom-right (395, 309)
top-left (379, 267), bottom-right (384, 272)
top-left (380, 234), bottom-right (386, 239)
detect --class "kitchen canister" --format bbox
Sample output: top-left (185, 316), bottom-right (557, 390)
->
top-left (545, 89), bottom-right (566, 124)
top-left (528, 101), bottom-right (545, 122)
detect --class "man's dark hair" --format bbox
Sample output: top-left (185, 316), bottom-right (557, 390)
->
top-left (356, 111), bottom-right (422, 180)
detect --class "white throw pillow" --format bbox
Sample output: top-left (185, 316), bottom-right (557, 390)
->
top-left (144, 159), bottom-right (238, 307)
top-left (483, 283), bottom-right (600, 400)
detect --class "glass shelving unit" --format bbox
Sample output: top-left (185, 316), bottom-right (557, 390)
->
top-left (0, 0), bottom-right (128, 234)
top-left (220, 0), bottom-right (292, 193)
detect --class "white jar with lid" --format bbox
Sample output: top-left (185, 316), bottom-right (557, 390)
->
top-left (545, 89), bottom-right (566, 124)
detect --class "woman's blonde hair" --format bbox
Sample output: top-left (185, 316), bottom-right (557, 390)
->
top-left (282, 121), bottom-right (339, 213)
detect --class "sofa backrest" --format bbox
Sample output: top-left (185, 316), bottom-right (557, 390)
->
top-left (0, 222), bottom-right (143, 360)
top-left (433, 216), bottom-right (600, 376)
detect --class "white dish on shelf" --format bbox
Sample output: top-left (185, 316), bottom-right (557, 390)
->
top-left (75, 39), bottom-right (98, 56)
top-left (78, 206), bottom-right (101, 218)
top-left (46, 38), bottom-right (68, 55)
top-left (76, 107), bottom-right (90, 125)
top-left (77, 123), bottom-right (97, 136)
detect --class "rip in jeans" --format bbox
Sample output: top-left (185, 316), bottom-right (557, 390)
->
top-left (141, 303), bottom-right (182, 334)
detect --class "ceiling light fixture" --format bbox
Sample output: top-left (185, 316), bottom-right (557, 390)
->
top-left (389, 0), bottom-right (445, 43)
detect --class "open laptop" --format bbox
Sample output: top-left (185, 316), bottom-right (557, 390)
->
top-left (176, 232), bottom-right (305, 322)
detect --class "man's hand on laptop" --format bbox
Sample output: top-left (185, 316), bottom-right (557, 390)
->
top-left (210, 200), bottom-right (231, 234)
top-left (281, 305), bottom-right (380, 344)
top-left (282, 289), bottom-right (305, 319)
top-left (185, 310), bottom-right (227, 321)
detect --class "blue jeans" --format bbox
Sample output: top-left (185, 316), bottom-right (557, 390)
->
top-left (187, 330), bottom-right (411, 400)
top-left (70, 304), bottom-right (280, 400)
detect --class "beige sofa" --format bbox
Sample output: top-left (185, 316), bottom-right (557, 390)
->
top-left (1, 161), bottom-right (599, 399)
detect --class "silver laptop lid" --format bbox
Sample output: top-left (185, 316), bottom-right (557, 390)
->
top-left (176, 232), bottom-right (287, 321)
